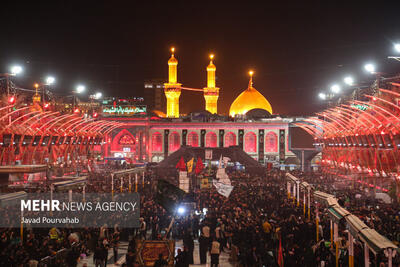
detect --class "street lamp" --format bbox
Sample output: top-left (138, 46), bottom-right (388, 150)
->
top-left (73, 85), bottom-right (86, 109)
top-left (394, 43), bottom-right (400, 53)
top-left (318, 92), bottom-right (327, 100)
top-left (364, 63), bottom-right (375, 74)
top-left (330, 84), bottom-right (341, 94)
top-left (94, 92), bottom-right (102, 100)
top-left (46, 76), bottom-right (55, 85)
top-left (10, 65), bottom-right (23, 76)
top-left (76, 85), bottom-right (85, 94)
top-left (344, 76), bottom-right (354, 86)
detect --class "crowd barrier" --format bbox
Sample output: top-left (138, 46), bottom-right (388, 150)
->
top-left (286, 172), bottom-right (398, 267)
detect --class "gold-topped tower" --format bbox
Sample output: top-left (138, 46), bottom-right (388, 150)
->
top-left (203, 54), bottom-right (219, 114)
top-left (164, 47), bottom-right (182, 118)
top-left (32, 83), bottom-right (41, 103)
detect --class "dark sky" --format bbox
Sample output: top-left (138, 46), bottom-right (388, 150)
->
top-left (1, 1), bottom-right (400, 116)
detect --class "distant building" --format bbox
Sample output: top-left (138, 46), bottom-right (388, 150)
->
top-left (144, 79), bottom-right (166, 113)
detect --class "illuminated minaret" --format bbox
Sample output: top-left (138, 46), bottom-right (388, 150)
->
top-left (164, 47), bottom-right (182, 118)
top-left (203, 54), bottom-right (219, 114)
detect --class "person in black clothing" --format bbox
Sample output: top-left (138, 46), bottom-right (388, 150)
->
top-left (66, 246), bottom-right (80, 267)
top-left (174, 248), bottom-right (185, 267)
top-left (125, 250), bottom-right (135, 267)
top-left (182, 230), bottom-right (194, 264)
top-left (94, 243), bottom-right (104, 267)
top-left (153, 253), bottom-right (168, 267)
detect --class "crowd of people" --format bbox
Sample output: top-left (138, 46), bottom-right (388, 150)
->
top-left (0, 161), bottom-right (399, 266)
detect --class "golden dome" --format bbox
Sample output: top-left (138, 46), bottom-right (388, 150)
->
top-left (207, 61), bottom-right (216, 71)
top-left (168, 54), bottom-right (178, 65)
top-left (229, 73), bottom-right (273, 117)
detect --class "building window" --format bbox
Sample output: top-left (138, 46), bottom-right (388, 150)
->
top-left (187, 132), bottom-right (199, 147)
top-left (245, 132), bottom-right (257, 153)
top-left (205, 132), bottom-right (217, 147)
top-left (169, 132), bottom-right (180, 152)
top-left (152, 132), bottom-right (162, 152)
top-left (265, 131), bottom-right (278, 152)
top-left (224, 132), bottom-right (236, 147)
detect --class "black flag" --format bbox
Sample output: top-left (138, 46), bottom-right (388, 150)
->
top-left (155, 179), bottom-right (186, 213)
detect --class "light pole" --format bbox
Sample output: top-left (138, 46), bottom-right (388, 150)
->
top-left (43, 76), bottom-right (56, 104)
top-left (388, 43), bottom-right (400, 61)
top-left (2, 65), bottom-right (22, 97)
top-left (73, 85), bottom-right (86, 110)
top-left (1, 65), bottom-right (22, 124)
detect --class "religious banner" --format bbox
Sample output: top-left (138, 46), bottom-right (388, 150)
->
top-left (223, 156), bottom-right (230, 167)
top-left (179, 171), bottom-right (189, 193)
top-left (186, 158), bottom-right (194, 173)
top-left (213, 180), bottom-right (234, 198)
top-left (175, 156), bottom-right (186, 171)
top-left (194, 157), bottom-right (204, 174)
top-left (205, 149), bottom-right (213, 160)
top-left (216, 168), bottom-right (231, 185)
top-left (200, 178), bottom-right (210, 189)
top-left (135, 240), bottom-right (175, 266)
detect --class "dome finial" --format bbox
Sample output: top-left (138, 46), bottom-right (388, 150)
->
top-left (209, 54), bottom-right (214, 62)
top-left (171, 47), bottom-right (175, 54)
top-left (248, 70), bottom-right (254, 88)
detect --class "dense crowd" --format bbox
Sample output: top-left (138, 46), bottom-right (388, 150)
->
top-left (0, 162), bottom-right (399, 266)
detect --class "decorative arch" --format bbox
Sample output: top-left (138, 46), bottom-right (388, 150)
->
top-left (224, 132), bottom-right (236, 147)
top-left (205, 132), bottom-right (217, 147)
top-left (111, 129), bottom-right (135, 151)
top-left (151, 132), bottom-right (162, 152)
top-left (187, 132), bottom-right (199, 147)
top-left (245, 132), bottom-right (257, 153)
top-left (169, 131), bottom-right (180, 152)
top-left (265, 131), bottom-right (278, 152)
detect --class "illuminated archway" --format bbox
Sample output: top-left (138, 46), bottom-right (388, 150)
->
top-left (224, 132), bottom-right (236, 147)
top-left (169, 131), bottom-right (180, 152)
top-left (111, 129), bottom-right (135, 151)
top-left (205, 132), bottom-right (217, 147)
top-left (245, 132), bottom-right (257, 153)
top-left (265, 131), bottom-right (278, 152)
top-left (152, 132), bottom-right (162, 152)
top-left (187, 132), bottom-right (199, 147)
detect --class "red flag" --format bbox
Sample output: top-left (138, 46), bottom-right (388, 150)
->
top-left (278, 237), bottom-right (284, 267)
top-left (176, 156), bottom-right (186, 171)
top-left (195, 157), bottom-right (204, 174)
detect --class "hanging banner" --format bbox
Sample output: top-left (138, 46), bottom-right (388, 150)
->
top-left (213, 180), bottom-right (234, 198)
top-left (179, 171), bottom-right (189, 193)
top-left (200, 178), bottom-right (210, 189)
top-left (223, 157), bottom-right (231, 167)
top-left (216, 168), bottom-right (231, 185)
top-left (205, 149), bottom-right (213, 160)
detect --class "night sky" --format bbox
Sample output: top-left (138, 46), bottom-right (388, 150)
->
top-left (1, 1), bottom-right (400, 116)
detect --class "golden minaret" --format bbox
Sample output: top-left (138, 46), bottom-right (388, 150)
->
top-left (203, 54), bottom-right (219, 114)
top-left (164, 47), bottom-right (182, 118)
top-left (32, 83), bottom-right (41, 103)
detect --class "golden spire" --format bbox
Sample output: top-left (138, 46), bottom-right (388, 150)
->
top-left (168, 47), bottom-right (178, 83)
top-left (207, 54), bottom-right (216, 88)
top-left (204, 53), bottom-right (219, 114)
top-left (248, 70), bottom-right (254, 88)
top-left (164, 46), bottom-right (182, 118)
top-left (33, 83), bottom-right (41, 103)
